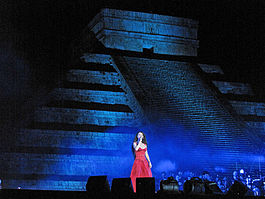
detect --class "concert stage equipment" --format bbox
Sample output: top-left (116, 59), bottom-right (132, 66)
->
top-left (111, 177), bottom-right (133, 199)
top-left (184, 177), bottom-right (205, 194)
top-left (0, 188), bottom-right (264, 199)
top-left (0, 189), bottom-right (88, 199)
top-left (184, 177), bottom-right (223, 195)
top-left (227, 180), bottom-right (248, 197)
top-left (136, 177), bottom-right (155, 199)
top-left (160, 176), bottom-right (180, 193)
top-left (86, 175), bottom-right (110, 198)
top-left (204, 181), bottom-right (223, 195)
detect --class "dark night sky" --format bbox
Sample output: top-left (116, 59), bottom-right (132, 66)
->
top-left (0, 0), bottom-right (264, 113)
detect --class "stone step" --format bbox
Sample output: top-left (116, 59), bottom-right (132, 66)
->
top-left (198, 63), bottom-right (224, 75)
top-left (246, 121), bottom-right (265, 132)
top-left (80, 53), bottom-right (112, 65)
top-left (46, 100), bottom-right (133, 113)
top-left (1, 180), bottom-right (86, 190)
top-left (0, 146), bottom-right (120, 156)
top-left (0, 152), bottom-right (127, 176)
top-left (200, 71), bottom-right (246, 83)
top-left (241, 115), bottom-right (265, 122)
top-left (71, 62), bottom-right (116, 72)
top-left (202, 73), bottom-right (225, 82)
top-left (223, 93), bottom-right (265, 102)
top-left (212, 80), bottom-right (254, 95)
top-left (13, 129), bottom-right (134, 150)
top-left (62, 81), bottom-right (124, 92)
top-left (66, 69), bottom-right (121, 86)
top-left (34, 107), bottom-right (138, 126)
top-left (229, 100), bottom-right (265, 117)
top-left (1, 173), bottom-right (88, 182)
top-left (51, 88), bottom-right (127, 105)
top-left (27, 122), bottom-right (116, 132)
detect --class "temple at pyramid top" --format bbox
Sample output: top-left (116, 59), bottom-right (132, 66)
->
top-left (87, 8), bottom-right (199, 56)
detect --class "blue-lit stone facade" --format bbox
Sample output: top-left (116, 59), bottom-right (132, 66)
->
top-left (1, 52), bottom-right (146, 190)
top-left (117, 57), bottom-right (260, 166)
top-left (212, 81), bottom-right (254, 95)
top-left (1, 8), bottom-right (265, 191)
top-left (87, 8), bottom-right (199, 56)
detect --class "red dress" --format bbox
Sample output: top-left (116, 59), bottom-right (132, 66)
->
top-left (130, 144), bottom-right (152, 192)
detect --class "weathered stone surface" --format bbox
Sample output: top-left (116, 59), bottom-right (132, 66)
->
top-left (212, 81), bottom-right (254, 95)
top-left (51, 88), bottom-right (127, 105)
top-left (198, 63), bottom-right (224, 74)
top-left (3, 179), bottom-right (87, 190)
top-left (80, 53), bottom-right (112, 64)
top-left (246, 121), bottom-right (265, 132)
top-left (80, 53), bottom-right (147, 123)
top-left (3, 9), bottom-right (264, 192)
top-left (16, 129), bottom-right (133, 150)
top-left (34, 107), bottom-right (138, 126)
top-left (66, 69), bottom-right (121, 85)
top-left (110, 57), bottom-right (147, 125)
top-left (119, 56), bottom-right (255, 156)
top-left (0, 152), bottom-right (125, 176)
top-left (229, 101), bottom-right (265, 116)
top-left (87, 8), bottom-right (199, 56)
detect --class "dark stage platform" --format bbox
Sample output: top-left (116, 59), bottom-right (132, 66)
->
top-left (0, 189), bottom-right (264, 199)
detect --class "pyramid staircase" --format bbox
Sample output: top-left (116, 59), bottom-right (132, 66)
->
top-left (198, 63), bottom-right (265, 172)
top-left (113, 56), bottom-right (260, 172)
top-left (199, 63), bottom-right (265, 142)
top-left (1, 7), bottom-right (264, 191)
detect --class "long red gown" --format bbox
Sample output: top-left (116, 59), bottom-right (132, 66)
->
top-left (130, 144), bottom-right (152, 192)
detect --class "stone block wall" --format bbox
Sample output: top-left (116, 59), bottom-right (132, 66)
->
top-left (1, 53), bottom-right (146, 190)
top-left (87, 8), bottom-right (199, 56)
top-left (116, 56), bottom-right (257, 172)
top-left (1, 8), bottom-right (264, 191)
top-left (199, 62), bottom-right (265, 175)
top-left (212, 81), bottom-right (254, 95)
top-left (200, 63), bottom-right (265, 142)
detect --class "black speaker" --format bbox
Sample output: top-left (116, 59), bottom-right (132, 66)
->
top-left (204, 181), bottom-right (223, 194)
top-left (136, 177), bottom-right (155, 199)
top-left (160, 176), bottom-right (180, 193)
top-left (227, 180), bottom-right (248, 197)
top-left (184, 177), bottom-right (205, 194)
top-left (111, 178), bottom-right (133, 199)
top-left (184, 177), bottom-right (223, 195)
top-left (86, 175), bottom-right (110, 198)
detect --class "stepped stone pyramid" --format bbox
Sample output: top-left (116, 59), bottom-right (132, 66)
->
top-left (199, 64), bottom-right (265, 151)
top-left (199, 63), bottom-right (265, 140)
top-left (1, 8), bottom-right (264, 190)
top-left (1, 52), bottom-right (146, 190)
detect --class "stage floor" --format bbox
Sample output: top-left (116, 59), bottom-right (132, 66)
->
top-left (0, 189), bottom-right (264, 199)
